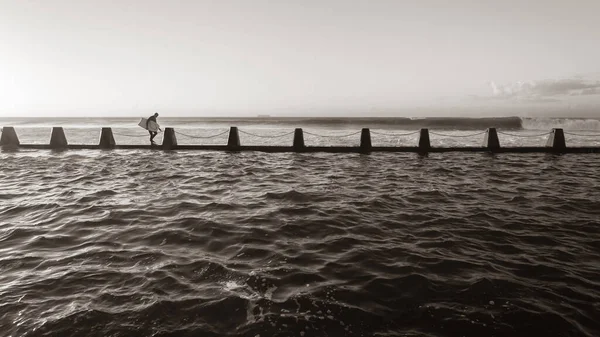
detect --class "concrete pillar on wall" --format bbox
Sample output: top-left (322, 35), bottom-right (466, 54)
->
top-left (50, 127), bottom-right (68, 149)
top-left (546, 128), bottom-right (566, 150)
top-left (0, 127), bottom-right (20, 147)
top-left (227, 127), bottom-right (240, 149)
top-left (162, 128), bottom-right (178, 150)
top-left (484, 128), bottom-right (500, 151)
top-left (293, 128), bottom-right (305, 151)
top-left (99, 127), bottom-right (116, 149)
top-left (418, 128), bottom-right (430, 152)
top-left (360, 128), bottom-right (372, 152)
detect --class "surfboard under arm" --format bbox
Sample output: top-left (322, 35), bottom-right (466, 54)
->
top-left (138, 118), bottom-right (160, 132)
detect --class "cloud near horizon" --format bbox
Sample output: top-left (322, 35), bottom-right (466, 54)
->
top-left (487, 78), bottom-right (600, 103)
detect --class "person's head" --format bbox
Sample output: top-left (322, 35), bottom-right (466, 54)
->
top-left (154, 113), bottom-right (159, 117)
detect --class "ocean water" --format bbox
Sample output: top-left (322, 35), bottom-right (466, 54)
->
top-left (1, 117), bottom-right (600, 337)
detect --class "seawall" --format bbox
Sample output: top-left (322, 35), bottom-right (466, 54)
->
top-left (1, 126), bottom-right (599, 154)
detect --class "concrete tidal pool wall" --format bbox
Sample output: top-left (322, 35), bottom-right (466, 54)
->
top-left (1, 126), bottom-right (599, 153)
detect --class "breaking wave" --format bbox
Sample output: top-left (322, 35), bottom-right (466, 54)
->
top-left (522, 117), bottom-right (600, 131)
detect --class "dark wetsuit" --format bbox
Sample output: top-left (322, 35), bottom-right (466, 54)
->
top-left (147, 115), bottom-right (158, 143)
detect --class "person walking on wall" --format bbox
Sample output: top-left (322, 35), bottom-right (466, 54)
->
top-left (147, 112), bottom-right (162, 145)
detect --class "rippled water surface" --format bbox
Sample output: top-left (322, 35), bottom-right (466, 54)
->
top-left (1, 150), bottom-right (600, 337)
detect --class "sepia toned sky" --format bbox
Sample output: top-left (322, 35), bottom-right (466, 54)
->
top-left (1, 0), bottom-right (599, 117)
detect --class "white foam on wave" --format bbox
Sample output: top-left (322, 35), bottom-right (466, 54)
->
top-left (222, 280), bottom-right (245, 292)
top-left (220, 276), bottom-right (280, 327)
top-left (522, 118), bottom-right (600, 131)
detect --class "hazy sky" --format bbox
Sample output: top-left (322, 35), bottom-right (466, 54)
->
top-left (1, 0), bottom-right (599, 117)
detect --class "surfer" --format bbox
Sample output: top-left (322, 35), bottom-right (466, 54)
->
top-left (147, 113), bottom-right (162, 145)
